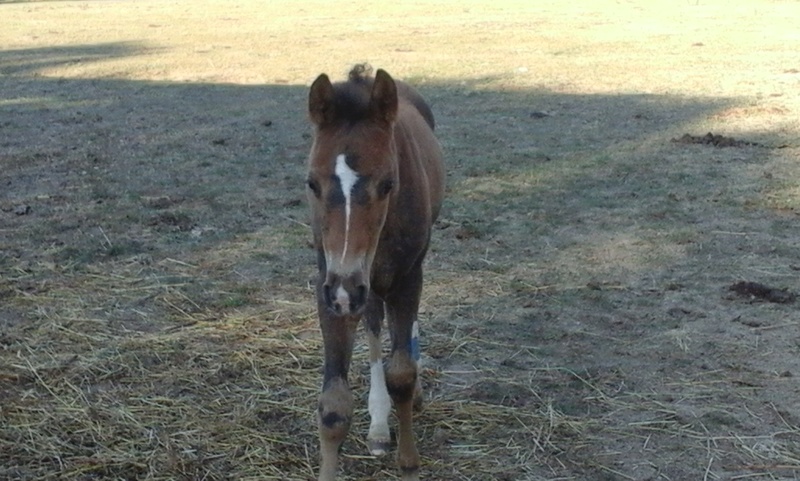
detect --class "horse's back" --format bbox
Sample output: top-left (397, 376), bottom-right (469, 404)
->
top-left (396, 81), bottom-right (435, 131)
top-left (394, 96), bottom-right (445, 226)
top-left (399, 81), bottom-right (443, 219)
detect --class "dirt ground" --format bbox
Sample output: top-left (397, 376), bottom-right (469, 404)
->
top-left (2, 1), bottom-right (800, 480)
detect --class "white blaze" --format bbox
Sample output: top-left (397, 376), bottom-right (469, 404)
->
top-left (335, 154), bottom-right (359, 261)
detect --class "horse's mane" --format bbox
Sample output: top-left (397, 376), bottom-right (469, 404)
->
top-left (347, 63), bottom-right (373, 84)
top-left (332, 64), bottom-right (436, 130)
top-left (324, 65), bottom-right (372, 126)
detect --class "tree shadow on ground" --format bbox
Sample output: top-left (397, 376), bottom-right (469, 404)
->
top-left (1, 43), bottom-right (751, 272)
top-left (0, 42), bottom-right (150, 75)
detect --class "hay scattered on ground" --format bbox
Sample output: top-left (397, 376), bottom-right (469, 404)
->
top-left (1, 258), bottom-right (589, 481)
top-left (5, 258), bottom-right (799, 479)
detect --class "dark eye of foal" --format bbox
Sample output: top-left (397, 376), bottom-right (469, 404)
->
top-left (378, 179), bottom-right (394, 198)
top-left (307, 178), bottom-right (321, 197)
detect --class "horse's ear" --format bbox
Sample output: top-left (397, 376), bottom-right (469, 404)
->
top-left (309, 73), bottom-right (336, 126)
top-left (369, 69), bottom-right (398, 125)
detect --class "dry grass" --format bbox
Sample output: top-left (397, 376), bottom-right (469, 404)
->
top-left (1, 256), bottom-right (587, 480)
top-left (2, 257), bottom-right (315, 479)
top-left (5, 258), bottom-right (800, 478)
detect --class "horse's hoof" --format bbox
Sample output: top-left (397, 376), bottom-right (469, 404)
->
top-left (368, 439), bottom-right (391, 456)
top-left (400, 466), bottom-right (420, 481)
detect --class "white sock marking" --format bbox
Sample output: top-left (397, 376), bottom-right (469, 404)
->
top-left (335, 154), bottom-right (359, 261)
top-left (368, 360), bottom-right (391, 452)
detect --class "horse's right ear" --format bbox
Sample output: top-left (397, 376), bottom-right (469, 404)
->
top-left (309, 73), bottom-right (335, 126)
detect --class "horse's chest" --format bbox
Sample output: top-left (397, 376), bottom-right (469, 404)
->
top-left (370, 232), bottom-right (426, 292)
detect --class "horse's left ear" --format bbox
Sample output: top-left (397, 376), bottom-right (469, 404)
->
top-left (369, 69), bottom-right (398, 125)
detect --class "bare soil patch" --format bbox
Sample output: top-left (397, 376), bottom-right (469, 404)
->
top-left (729, 281), bottom-right (796, 305)
top-left (671, 132), bottom-right (764, 148)
top-left (2, 1), bottom-right (800, 480)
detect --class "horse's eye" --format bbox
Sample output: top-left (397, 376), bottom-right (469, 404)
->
top-left (307, 179), bottom-right (321, 197)
top-left (377, 179), bottom-right (394, 198)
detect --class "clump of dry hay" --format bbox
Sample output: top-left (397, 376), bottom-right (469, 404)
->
top-left (1, 255), bottom-right (587, 481)
top-left (6, 252), bottom-right (800, 480)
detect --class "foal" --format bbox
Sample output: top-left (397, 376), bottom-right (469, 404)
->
top-left (306, 65), bottom-right (444, 481)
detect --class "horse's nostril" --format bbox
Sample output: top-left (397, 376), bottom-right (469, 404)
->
top-left (323, 284), bottom-right (335, 310)
top-left (349, 285), bottom-right (367, 313)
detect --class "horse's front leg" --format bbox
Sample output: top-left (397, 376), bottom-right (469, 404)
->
top-left (385, 266), bottom-right (425, 481)
top-left (317, 289), bottom-right (359, 481)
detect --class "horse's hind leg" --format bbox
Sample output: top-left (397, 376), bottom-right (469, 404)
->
top-left (364, 294), bottom-right (392, 455)
top-left (385, 265), bottom-right (424, 481)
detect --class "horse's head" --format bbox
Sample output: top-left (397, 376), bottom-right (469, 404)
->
top-left (306, 68), bottom-right (399, 316)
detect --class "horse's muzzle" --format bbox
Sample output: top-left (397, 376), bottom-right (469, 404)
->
top-left (323, 271), bottom-right (367, 316)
